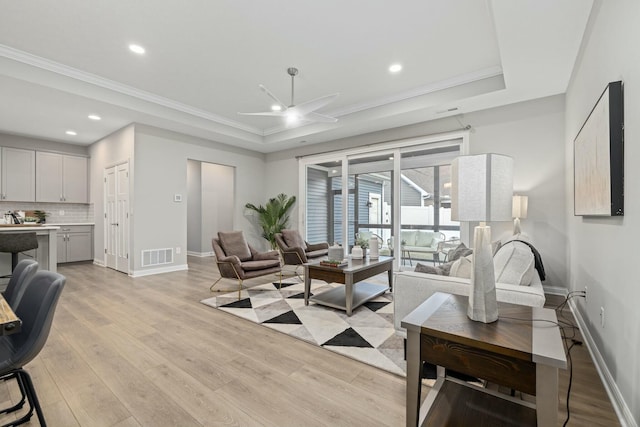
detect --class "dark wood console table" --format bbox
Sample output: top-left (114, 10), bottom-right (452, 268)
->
top-left (402, 292), bottom-right (566, 427)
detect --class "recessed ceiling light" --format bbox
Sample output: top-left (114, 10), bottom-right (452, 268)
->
top-left (389, 156), bottom-right (394, 160)
top-left (271, 104), bottom-right (282, 112)
top-left (88, 114), bottom-right (101, 121)
top-left (389, 64), bottom-right (403, 73)
top-left (65, 130), bottom-right (77, 136)
top-left (129, 44), bottom-right (146, 54)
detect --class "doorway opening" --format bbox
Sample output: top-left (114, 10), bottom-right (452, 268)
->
top-left (186, 160), bottom-right (235, 259)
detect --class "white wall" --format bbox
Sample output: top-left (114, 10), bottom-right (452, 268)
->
top-left (565, 1), bottom-right (640, 425)
top-left (186, 160), bottom-right (202, 253)
top-left (467, 96), bottom-right (567, 290)
top-left (201, 162), bottom-right (234, 253)
top-left (88, 124), bottom-right (135, 266)
top-left (266, 95), bottom-right (567, 289)
top-left (130, 125), bottom-right (266, 274)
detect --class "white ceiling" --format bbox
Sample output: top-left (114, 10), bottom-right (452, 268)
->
top-left (0, 0), bottom-right (593, 153)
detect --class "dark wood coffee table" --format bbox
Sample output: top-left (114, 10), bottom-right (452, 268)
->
top-left (303, 256), bottom-right (393, 316)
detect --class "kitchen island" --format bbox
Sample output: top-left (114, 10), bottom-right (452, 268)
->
top-left (0, 225), bottom-right (59, 273)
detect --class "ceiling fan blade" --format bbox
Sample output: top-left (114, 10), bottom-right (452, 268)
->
top-left (291, 93), bottom-right (339, 116)
top-left (237, 111), bottom-right (286, 117)
top-left (259, 84), bottom-right (288, 110)
top-left (304, 112), bottom-right (338, 123)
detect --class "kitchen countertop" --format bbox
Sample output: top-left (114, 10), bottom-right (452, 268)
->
top-left (0, 225), bottom-right (60, 231)
top-left (46, 223), bottom-right (95, 226)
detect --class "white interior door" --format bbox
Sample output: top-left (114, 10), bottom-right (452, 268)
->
top-left (105, 166), bottom-right (117, 269)
top-left (116, 163), bottom-right (129, 273)
top-left (104, 162), bottom-right (130, 273)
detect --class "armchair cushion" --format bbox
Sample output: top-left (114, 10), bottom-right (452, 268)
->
top-left (282, 229), bottom-right (307, 251)
top-left (218, 231), bottom-right (252, 261)
top-left (241, 259), bottom-right (281, 271)
top-left (251, 246), bottom-right (280, 261)
top-left (306, 242), bottom-right (329, 252)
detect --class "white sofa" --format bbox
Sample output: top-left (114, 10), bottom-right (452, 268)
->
top-left (393, 239), bottom-right (546, 338)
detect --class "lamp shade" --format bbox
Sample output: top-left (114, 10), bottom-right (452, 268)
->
top-left (512, 195), bottom-right (528, 219)
top-left (451, 154), bottom-right (514, 222)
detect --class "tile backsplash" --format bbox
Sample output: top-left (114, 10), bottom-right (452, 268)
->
top-left (0, 202), bottom-right (94, 223)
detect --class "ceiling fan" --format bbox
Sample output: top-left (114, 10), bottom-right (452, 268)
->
top-left (239, 67), bottom-right (339, 124)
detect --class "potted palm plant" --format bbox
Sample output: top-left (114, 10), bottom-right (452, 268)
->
top-left (245, 193), bottom-right (296, 249)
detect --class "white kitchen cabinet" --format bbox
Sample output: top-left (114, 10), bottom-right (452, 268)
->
top-left (0, 147), bottom-right (36, 202)
top-left (57, 225), bottom-right (94, 263)
top-left (36, 152), bottom-right (88, 203)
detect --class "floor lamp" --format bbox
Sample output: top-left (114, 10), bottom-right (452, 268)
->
top-left (451, 153), bottom-right (513, 323)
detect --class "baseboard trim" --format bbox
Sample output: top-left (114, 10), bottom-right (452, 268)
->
top-left (568, 299), bottom-right (636, 427)
top-left (186, 251), bottom-right (214, 257)
top-left (93, 259), bottom-right (105, 267)
top-left (130, 264), bottom-right (189, 277)
top-left (542, 285), bottom-right (567, 296)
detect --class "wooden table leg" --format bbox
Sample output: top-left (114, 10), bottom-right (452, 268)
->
top-left (345, 274), bottom-right (353, 316)
top-left (406, 328), bottom-right (422, 427)
top-left (304, 265), bottom-right (311, 306)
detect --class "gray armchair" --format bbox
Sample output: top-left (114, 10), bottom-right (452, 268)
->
top-left (211, 231), bottom-right (282, 298)
top-left (275, 229), bottom-right (328, 279)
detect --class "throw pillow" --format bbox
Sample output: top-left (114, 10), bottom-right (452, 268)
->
top-left (439, 261), bottom-right (455, 276)
top-left (218, 231), bottom-right (252, 261)
top-left (450, 255), bottom-right (473, 279)
top-left (448, 243), bottom-right (473, 262)
top-left (493, 241), bottom-right (535, 286)
top-left (282, 229), bottom-right (307, 250)
top-left (414, 263), bottom-right (442, 275)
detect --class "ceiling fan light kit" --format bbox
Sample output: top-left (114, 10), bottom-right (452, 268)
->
top-left (239, 67), bottom-right (339, 124)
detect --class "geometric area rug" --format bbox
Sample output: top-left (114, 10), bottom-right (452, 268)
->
top-left (200, 279), bottom-right (407, 377)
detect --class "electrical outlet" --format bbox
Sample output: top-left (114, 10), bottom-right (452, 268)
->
top-left (600, 306), bottom-right (605, 328)
top-left (176, 247), bottom-right (181, 254)
top-left (584, 286), bottom-right (588, 302)
top-left (59, 210), bottom-right (65, 216)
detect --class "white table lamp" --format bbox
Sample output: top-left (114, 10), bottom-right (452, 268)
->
top-left (512, 195), bottom-right (528, 234)
top-left (451, 153), bottom-right (513, 323)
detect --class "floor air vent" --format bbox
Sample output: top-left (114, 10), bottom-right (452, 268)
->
top-left (141, 248), bottom-right (173, 267)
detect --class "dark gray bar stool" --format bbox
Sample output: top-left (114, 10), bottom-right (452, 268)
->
top-left (0, 233), bottom-right (39, 274)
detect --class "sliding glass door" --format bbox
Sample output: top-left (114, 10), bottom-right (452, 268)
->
top-left (300, 133), bottom-right (467, 269)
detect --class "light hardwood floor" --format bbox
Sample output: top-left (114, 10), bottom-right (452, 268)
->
top-left (0, 257), bottom-right (620, 426)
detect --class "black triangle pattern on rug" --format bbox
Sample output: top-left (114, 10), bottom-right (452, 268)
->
top-left (263, 310), bottom-right (302, 325)
top-left (322, 327), bottom-right (373, 348)
top-left (273, 282), bottom-right (298, 288)
top-left (287, 292), bottom-right (306, 299)
top-left (220, 298), bottom-right (253, 309)
top-left (363, 301), bottom-right (391, 312)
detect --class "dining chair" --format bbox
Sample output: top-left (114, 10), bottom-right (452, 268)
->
top-left (0, 233), bottom-right (39, 277)
top-left (0, 270), bottom-right (66, 426)
top-left (2, 259), bottom-right (38, 309)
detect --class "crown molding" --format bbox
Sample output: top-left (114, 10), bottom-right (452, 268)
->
top-left (0, 44), bottom-right (263, 135)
